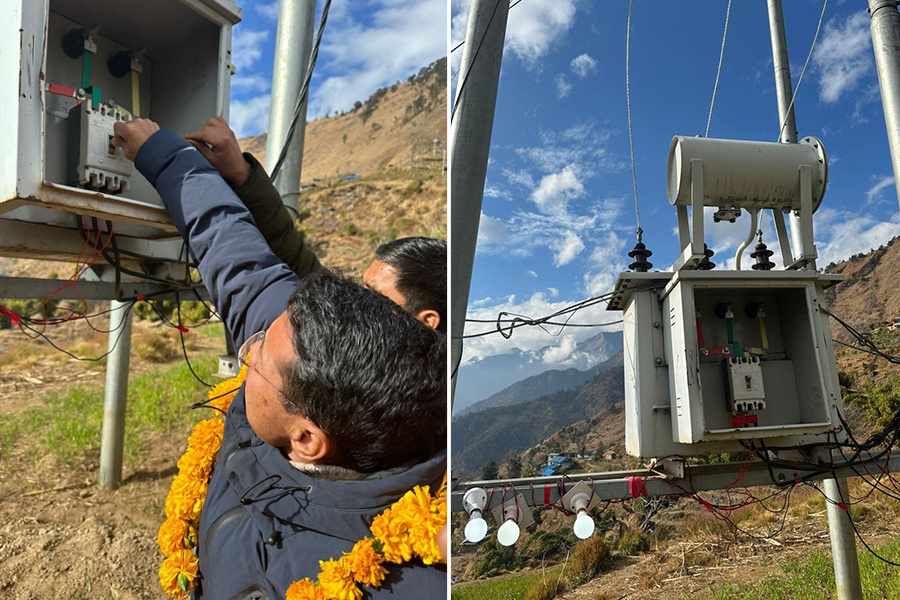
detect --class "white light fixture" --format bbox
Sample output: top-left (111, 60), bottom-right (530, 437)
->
top-left (463, 488), bottom-right (488, 543)
top-left (491, 493), bottom-right (534, 547)
top-left (562, 481), bottom-right (601, 540)
top-left (497, 519), bottom-right (520, 546)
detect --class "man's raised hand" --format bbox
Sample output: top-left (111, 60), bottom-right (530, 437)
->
top-left (185, 117), bottom-right (251, 188)
top-left (112, 119), bottom-right (160, 162)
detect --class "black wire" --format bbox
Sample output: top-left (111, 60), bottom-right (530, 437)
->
top-left (269, 0), bottom-right (332, 184)
top-left (451, 0), bottom-right (528, 54)
top-left (176, 291), bottom-right (214, 388)
top-left (18, 302), bottom-right (135, 362)
top-left (451, 0), bottom-right (504, 122)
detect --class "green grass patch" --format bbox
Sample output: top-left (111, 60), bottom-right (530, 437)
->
top-left (0, 355), bottom-right (217, 465)
top-left (452, 567), bottom-right (563, 600)
top-left (712, 538), bottom-right (900, 600)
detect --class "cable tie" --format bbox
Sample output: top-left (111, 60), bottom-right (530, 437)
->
top-left (838, 502), bottom-right (848, 511)
top-left (700, 498), bottom-right (713, 512)
top-left (795, 478), bottom-right (803, 486)
top-left (136, 295), bottom-right (146, 302)
top-left (176, 325), bottom-right (190, 333)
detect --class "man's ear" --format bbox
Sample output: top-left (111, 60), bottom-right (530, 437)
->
top-left (416, 309), bottom-right (441, 331)
top-left (286, 417), bottom-right (334, 464)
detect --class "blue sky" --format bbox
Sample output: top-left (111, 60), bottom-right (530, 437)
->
top-left (452, 0), bottom-right (900, 368)
top-left (229, 0), bottom-right (446, 138)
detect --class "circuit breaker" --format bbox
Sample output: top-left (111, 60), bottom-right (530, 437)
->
top-left (608, 270), bottom-right (845, 459)
top-left (1, 0), bottom-right (242, 255)
top-left (69, 99), bottom-right (133, 194)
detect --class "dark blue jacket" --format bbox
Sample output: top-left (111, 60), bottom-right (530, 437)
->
top-left (135, 130), bottom-right (447, 600)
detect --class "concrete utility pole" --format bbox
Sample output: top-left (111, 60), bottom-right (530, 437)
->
top-left (766, 0), bottom-right (801, 267)
top-left (265, 0), bottom-right (317, 219)
top-left (99, 299), bottom-right (133, 490)
top-left (824, 477), bottom-right (864, 600)
top-left (449, 0), bottom-right (510, 406)
top-left (869, 0), bottom-right (900, 213)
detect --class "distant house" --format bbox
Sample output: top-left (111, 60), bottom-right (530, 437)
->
top-left (541, 456), bottom-right (573, 477)
top-left (602, 450), bottom-right (619, 461)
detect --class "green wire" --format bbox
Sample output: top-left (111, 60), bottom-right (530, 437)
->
top-left (725, 316), bottom-right (740, 357)
top-left (81, 51), bottom-right (101, 106)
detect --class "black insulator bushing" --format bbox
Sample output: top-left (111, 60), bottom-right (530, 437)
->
top-left (62, 29), bottom-right (86, 59)
top-left (107, 51), bottom-right (133, 78)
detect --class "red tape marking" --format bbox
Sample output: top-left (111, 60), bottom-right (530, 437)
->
top-left (176, 325), bottom-right (190, 333)
top-left (543, 486), bottom-right (551, 506)
top-left (627, 476), bottom-right (648, 498)
top-left (732, 414), bottom-right (759, 428)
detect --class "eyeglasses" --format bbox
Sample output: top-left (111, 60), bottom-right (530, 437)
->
top-left (239, 331), bottom-right (292, 405)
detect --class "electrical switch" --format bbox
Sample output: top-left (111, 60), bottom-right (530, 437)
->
top-left (724, 355), bottom-right (766, 414)
top-left (68, 99), bottom-right (133, 194)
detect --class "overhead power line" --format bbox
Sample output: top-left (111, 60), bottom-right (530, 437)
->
top-left (625, 0), bottom-right (641, 231)
top-left (269, 0), bottom-right (332, 183)
top-left (775, 0), bottom-right (828, 143)
top-left (705, 0), bottom-right (732, 137)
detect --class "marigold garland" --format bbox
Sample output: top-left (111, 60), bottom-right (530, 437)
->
top-left (158, 367), bottom-right (447, 600)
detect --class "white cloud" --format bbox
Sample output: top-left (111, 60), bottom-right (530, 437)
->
top-left (503, 168), bottom-right (535, 189)
top-left (866, 176), bottom-right (895, 206)
top-left (531, 165), bottom-right (585, 214)
top-left (230, 94), bottom-right (271, 138)
top-left (477, 212), bottom-right (509, 244)
top-left (547, 287), bottom-right (559, 297)
top-left (553, 231), bottom-right (585, 266)
top-left (451, 0), bottom-right (578, 70)
top-left (462, 291), bottom-right (621, 364)
top-left (232, 74), bottom-right (271, 93)
top-left (570, 53), bottom-right (597, 78)
top-left (516, 121), bottom-right (624, 175)
top-left (484, 184), bottom-right (513, 201)
top-left (816, 209), bottom-right (900, 266)
top-left (542, 335), bottom-right (577, 365)
top-left (526, 270), bottom-right (538, 278)
top-left (311, 0), bottom-right (446, 118)
top-left (556, 74), bottom-right (572, 98)
top-left (813, 12), bottom-right (872, 103)
top-left (232, 29), bottom-right (269, 71)
top-left (505, 0), bottom-right (578, 68)
top-left (255, 1), bottom-right (279, 20)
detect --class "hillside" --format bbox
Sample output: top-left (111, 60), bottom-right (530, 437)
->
top-left (454, 332), bottom-right (622, 414)
top-left (451, 353), bottom-right (624, 476)
top-left (240, 58), bottom-right (447, 183)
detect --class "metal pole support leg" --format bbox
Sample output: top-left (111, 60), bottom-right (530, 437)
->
top-left (824, 476), bottom-right (863, 600)
top-left (99, 299), bottom-right (133, 490)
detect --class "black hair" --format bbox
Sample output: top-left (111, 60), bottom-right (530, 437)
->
top-left (281, 269), bottom-right (446, 472)
top-left (374, 237), bottom-right (446, 333)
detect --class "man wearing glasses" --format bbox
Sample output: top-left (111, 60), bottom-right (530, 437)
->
top-left (113, 120), bottom-right (446, 600)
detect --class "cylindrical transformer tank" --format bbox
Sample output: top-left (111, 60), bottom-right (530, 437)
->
top-left (667, 136), bottom-right (828, 212)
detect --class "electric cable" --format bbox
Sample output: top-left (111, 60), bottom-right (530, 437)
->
top-left (269, 0), bottom-right (332, 184)
top-left (705, 0), bottom-right (732, 138)
top-left (450, 0), bottom-right (529, 54)
top-left (625, 0), bottom-right (641, 231)
top-left (175, 291), bottom-right (214, 388)
top-left (451, 0), bottom-right (504, 122)
top-left (775, 0), bottom-right (828, 143)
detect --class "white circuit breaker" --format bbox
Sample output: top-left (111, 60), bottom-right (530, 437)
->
top-left (69, 100), bottom-right (133, 194)
top-left (724, 356), bottom-right (766, 414)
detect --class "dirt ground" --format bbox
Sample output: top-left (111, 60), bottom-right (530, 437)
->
top-left (0, 321), bottom-right (225, 600)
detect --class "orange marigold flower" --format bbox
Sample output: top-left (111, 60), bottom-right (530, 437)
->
top-left (208, 367), bottom-right (246, 412)
top-left (370, 509), bottom-right (412, 564)
top-left (158, 517), bottom-right (191, 556)
top-left (165, 472), bottom-right (208, 521)
top-left (176, 446), bottom-right (213, 481)
top-left (285, 578), bottom-right (323, 600)
top-left (345, 538), bottom-right (387, 588)
top-left (187, 418), bottom-right (224, 457)
top-left (158, 549), bottom-right (198, 596)
top-left (318, 558), bottom-right (362, 600)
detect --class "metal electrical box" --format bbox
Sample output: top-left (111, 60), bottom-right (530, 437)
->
top-left (608, 270), bottom-right (846, 459)
top-left (0, 0), bottom-right (242, 259)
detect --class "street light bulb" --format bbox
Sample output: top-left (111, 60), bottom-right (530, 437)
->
top-left (465, 511), bottom-right (488, 543)
top-left (497, 519), bottom-right (520, 546)
top-left (573, 510), bottom-right (595, 540)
